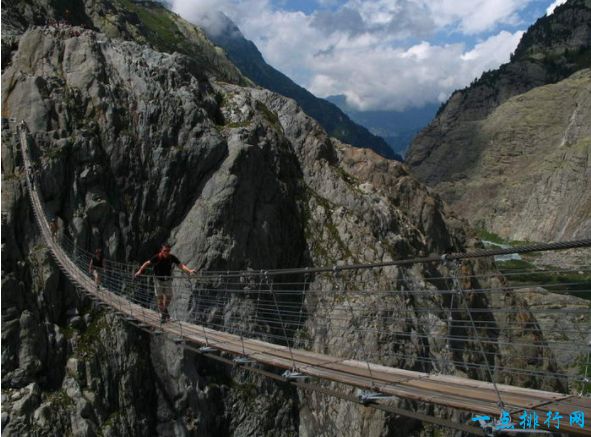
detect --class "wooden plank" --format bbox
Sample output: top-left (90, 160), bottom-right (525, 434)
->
top-left (175, 321), bottom-right (548, 409)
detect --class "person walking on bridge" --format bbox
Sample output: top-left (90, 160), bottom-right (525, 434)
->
top-left (134, 244), bottom-right (196, 323)
top-left (49, 217), bottom-right (59, 240)
top-left (89, 248), bottom-right (104, 289)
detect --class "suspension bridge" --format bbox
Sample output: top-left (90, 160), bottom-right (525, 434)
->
top-left (15, 121), bottom-right (591, 436)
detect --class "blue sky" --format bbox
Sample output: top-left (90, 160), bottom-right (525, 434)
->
top-left (171, 0), bottom-right (568, 111)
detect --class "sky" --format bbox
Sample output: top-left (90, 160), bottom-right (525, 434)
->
top-left (169, 0), bottom-right (568, 112)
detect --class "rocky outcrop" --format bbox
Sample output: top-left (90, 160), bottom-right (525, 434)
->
top-left (406, 0), bottom-right (591, 242)
top-left (1, 0), bottom-right (245, 85)
top-left (517, 288), bottom-right (590, 374)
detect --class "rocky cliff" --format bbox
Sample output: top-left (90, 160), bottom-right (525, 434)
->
top-left (406, 0), bottom-right (591, 242)
top-left (0, 0), bottom-right (400, 161)
top-left (0, 2), bottom-right (579, 437)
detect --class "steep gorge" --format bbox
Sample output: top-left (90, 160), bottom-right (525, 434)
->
top-left (1, 2), bottom-right (583, 436)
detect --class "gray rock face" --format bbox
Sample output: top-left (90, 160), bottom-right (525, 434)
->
top-left (0, 16), bottom-right (575, 437)
top-left (412, 70), bottom-right (591, 242)
top-left (517, 288), bottom-right (590, 373)
top-left (406, 0), bottom-right (591, 242)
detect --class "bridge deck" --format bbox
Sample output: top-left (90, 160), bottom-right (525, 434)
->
top-left (20, 126), bottom-right (591, 436)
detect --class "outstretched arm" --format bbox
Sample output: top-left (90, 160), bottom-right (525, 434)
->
top-left (134, 260), bottom-right (152, 277)
top-left (179, 264), bottom-right (196, 275)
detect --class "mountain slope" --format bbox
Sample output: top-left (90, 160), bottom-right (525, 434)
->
top-left (2, 0), bottom-right (400, 160)
top-left (430, 70), bottom-right (591, 241)
top-left (202, 12), bottom-right (402, 161)
top-left (1, 0), bottom-right (246, 85)
top-left (406, 0), bottom-right (591, 241)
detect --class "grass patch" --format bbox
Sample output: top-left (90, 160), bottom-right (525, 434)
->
top-left (76, 311), bottom-right (108, 357)
top-left (61, 325), bottom-right (76, 340)
top-left (44, 146), bottom-right (67, 160)
top-left (225, 120), bottom-right (251, 129)
top-left (102, 410), bottom-right (122, 431)
top-left (476, 228), bottom-right (534, 247)
top-left (477, 228), bottom-right (505, 244)
top-left (304, 186), bottom-right (355, 263)
top-left (335, 166), bottom-right (360, 189)
top-left (46, 389), bottom-right (74, 409)
top-left (496, 259), bottom-right (535, 270)
top-left (255, 101), bottom-right (281, 132)
top-left (232, 381), bottom-right (258, 400)
top-left (115, 0), bottom-right (184, 52)
top-left (497, 260), bottom-right (591, 300)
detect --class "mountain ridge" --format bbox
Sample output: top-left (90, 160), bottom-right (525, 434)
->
top-left (405, 0), bottom-right (591, 241)
top-left (200, 11), bottom-right (402, 161)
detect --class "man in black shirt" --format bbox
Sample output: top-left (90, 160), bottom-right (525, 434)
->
top-left (134, 244), bottom-right (196, 322)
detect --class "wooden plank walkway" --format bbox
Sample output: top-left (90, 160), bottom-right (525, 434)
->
top-left (20, 126), bottom-right (591, 436)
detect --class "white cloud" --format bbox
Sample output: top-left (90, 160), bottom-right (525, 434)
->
top-left (339, 0), bottom-right (529, 35)
top-left (169, 0), bottom-right (530, 111)
top-left (171, 0), bottom-right (232, 34)
top-left (546, 0), bottom-right (567, 15)
top-left (427, 0), bottom-right (528, 34)
top-left (308, 30), bottom-right (524, 111)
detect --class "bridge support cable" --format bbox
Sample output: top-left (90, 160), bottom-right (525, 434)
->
top-left (194, 274), bottom-right (214, 350)
top-left (295, 270), bottom-right (309, 338)
top-left (232, 271), bottom-right (251, 360)
top-left (447, 259), bottom-right (506, 412)
top-left (174, 304), bottom-right (186, 344)
top-left (337, 269), bottom-right (378, 388)
top-left (253, 270), bottom-right (265, 343)
top-left (266, 272), bottom-right (298, 372)
top-left (439, 271), bottom-right (456, 375)
top-left (583, 350), bottom-right (591, 397)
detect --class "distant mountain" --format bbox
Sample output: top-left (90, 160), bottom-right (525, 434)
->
top-left (326, 95), bottom-right (438, 157)
top-left (405, 0), bottom-right (591, 242)
top-left (202, 13), bottom-right (402, 161)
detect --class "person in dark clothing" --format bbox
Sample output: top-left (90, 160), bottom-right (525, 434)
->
top-left (49, 217), bottom-right (59, 240)
top-left (134, 244), bottom-right (196, 322)
top-left (89, 248), bottom-right (104, 289)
